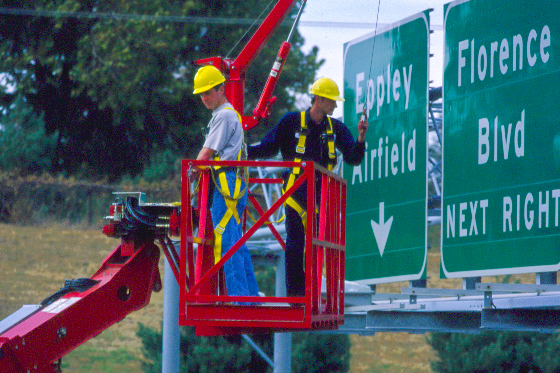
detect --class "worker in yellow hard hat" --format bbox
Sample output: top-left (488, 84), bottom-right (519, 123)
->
top-left (247, 77), bottom-right (368, 299)
top-left (191, 65), bottom-right (260, 302)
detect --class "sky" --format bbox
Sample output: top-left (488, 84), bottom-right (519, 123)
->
top-left (297, 0), bottom-right (448, 117)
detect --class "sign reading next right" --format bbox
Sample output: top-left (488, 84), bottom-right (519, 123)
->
top-left (442, 0), bottom-right (560, 278)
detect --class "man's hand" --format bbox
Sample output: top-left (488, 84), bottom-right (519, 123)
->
top-left (357, 109), bottom-right (368, 143)
top-left (188, 165), bottom-right (201, 182)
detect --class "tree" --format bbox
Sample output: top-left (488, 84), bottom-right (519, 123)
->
top-left (428, 331), bottom-right (560, 373)
top-left (0, 93), bottom-right (58, 173)
top-left (0, 0), bottom-right (322, 180)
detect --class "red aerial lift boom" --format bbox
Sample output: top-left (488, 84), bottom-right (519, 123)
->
top-left (0, 0), bottom-right (347, 371)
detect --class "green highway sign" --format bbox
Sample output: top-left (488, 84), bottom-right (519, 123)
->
top-left (442, 0), bottom-right (560, 277)
top-left (342, 11), bottom-right (429, 284)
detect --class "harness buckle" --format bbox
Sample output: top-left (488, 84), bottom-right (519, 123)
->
top-left (215, 224), bottom-right (226, 235)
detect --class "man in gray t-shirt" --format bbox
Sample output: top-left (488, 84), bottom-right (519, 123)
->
top-left (202, 102), bottom-right (244, 161)
top-left (191, 65), bottom-right (259, 301)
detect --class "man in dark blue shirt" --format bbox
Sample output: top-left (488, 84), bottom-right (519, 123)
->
top-left (247, 77), bottom-right (368, 298)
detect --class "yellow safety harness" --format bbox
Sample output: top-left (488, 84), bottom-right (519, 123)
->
top-left (282, 111), bottom-right (336, 226)
top-left (210, 107), bottom-right (248, 264)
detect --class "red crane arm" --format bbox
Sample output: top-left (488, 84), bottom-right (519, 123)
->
top-left (195, 0), bottom-right (300, 130)
top-left (0, 239), bottom-right (161, 373)
top-left (232, 0), bottom-right (298, 74)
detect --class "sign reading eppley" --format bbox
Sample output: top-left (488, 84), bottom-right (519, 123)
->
top-left (343, 11), bottom-right (429, 284)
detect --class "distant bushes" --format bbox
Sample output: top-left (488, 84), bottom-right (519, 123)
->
top-left (0, 171), bottom-right (181, 227)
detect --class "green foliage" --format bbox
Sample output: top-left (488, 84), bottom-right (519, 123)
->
top-left (138, 322), bottom-right (164, 372)
top-left (0, 94), bottom-right (58, 173)
top-left (140, 148), bottom-right (183, 183)
top-left (137, 323), bottom-right (270, 373)
top-left (292, 333), bottom-right (351, 373)
top-left (428, 331), bottom-right (560, 373)
top-left (0, 0), bottom-right (322, 180)
top-left (137, 317), bottom-right (351, 373)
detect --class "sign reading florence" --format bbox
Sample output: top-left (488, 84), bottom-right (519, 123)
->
top-left (343, 11), bottom-right (429, 284)
top-left (442, 0), bottom-right (560, 277)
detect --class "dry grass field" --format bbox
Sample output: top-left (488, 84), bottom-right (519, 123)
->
top-left (0, 223), bottom-right (535, 372)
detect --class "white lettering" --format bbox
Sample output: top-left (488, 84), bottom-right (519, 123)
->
top-left (402, 65), bottom-right (412, 110)
top-left (469, 200), bottom-right (479, 235)
top-left (376, 75), bottom-right (384, 116)
top-left (352, 164), bottom-right (362, 185)
top-left (459, 202), bottom-right (468, 237)
top-left (554, 189), bottom-right (560, 227)
top-left (355, 72), bottom-right (365, 114)
top-left (504, 196), bottom-right (513, 232)
top-left (457, 26), bottom-right (551, 88)
top-left (478, 45), bottom-right (487, 81)
top-left (525, 193), bottom-right (534, 230)
top-left (458, 39), bottom-right (469, 87)
top-left (447, 204), bottom-right (455, 238)
top-left (512, 34), bottom-right (523, 72)
top-left (541, 25), bottom-right (551, 63)
top-left (515, 110), bottom-right (525, 158)
top-left (527, 29), bottom-right (538, 66)
top-left (478, 118), bottom-right (489, 164)
top-left (391, 143), bottom-right (399, 176)
top-left (367, 79), bottom-right (375, 117)
top-left (392, 69), bottom-right (401, 102)
top-left (478, 110), bottom-right (525, 165)
top-left (407, 129), bottom-right (416, 171)
top-left (539, 191), bottom-right (549, 228)
top-left (499, 38), bottom-right (509, 75)
top-left (447, 199), bottom-right (488, 238)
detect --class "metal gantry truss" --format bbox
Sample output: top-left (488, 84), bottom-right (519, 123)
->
top-left (246, 86), bottom-right (560, 335)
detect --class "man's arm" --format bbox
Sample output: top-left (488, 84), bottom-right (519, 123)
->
top-left (197, 147), bottom-right (216, 161)
top-left (335, 120), bottom-right (367, 166)
top-left (247, 123), bottom-right (282, 160)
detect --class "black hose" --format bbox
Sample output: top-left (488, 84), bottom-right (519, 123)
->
top-left (40, 278), bottom-right (100, 307)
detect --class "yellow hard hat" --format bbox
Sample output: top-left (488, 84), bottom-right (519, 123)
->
top-left (309, 77), bottom-right (344, 101)
top-left (193, 65), bottom-right (226, 94)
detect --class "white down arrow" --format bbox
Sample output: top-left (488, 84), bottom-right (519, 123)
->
top-left (370, 202), bottom-right (393, 257)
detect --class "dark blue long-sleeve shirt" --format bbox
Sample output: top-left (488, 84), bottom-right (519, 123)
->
top-left (247, 109), bottom-right (365, 167)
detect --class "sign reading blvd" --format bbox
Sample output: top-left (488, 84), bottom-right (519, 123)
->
top-left (343, 11), bottom-right (429, 284)
top-left (442, 0), bottom-right (560, 277)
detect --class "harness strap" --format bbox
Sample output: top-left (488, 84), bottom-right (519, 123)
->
top-left (283, 112), bottom-right (336, 223)
top-left (209, 106), bottom-right (246, 264)
top-left (213, 171), bottom-right (243, 264)
top-left (326, 119), bottom-right (336, 169)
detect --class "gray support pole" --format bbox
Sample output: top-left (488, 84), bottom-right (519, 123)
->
top-left (162, 252), bottom-right (180, 373)
top-left (273, 252), bottom-right (291, 373)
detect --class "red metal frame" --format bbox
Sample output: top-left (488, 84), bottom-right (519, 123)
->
top-left (179, 159), bottom-right (346, 336)
top-left (0, 239), bottom-right (161, 373)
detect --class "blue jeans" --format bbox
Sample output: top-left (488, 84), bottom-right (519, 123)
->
top-left (211, 171), bottom-right (259, 298)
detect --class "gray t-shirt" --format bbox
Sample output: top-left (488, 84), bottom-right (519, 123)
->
top-left (203, 103), bottom-right (244, 160)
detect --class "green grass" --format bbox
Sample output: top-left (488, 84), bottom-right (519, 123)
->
top-left (62, 345), bottom-right (143, 372)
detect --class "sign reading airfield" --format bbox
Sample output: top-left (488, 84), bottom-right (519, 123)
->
top-left (442, 0), bottom-right (560, 277)
top-left (342, 11), bottom-right (429, 284)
